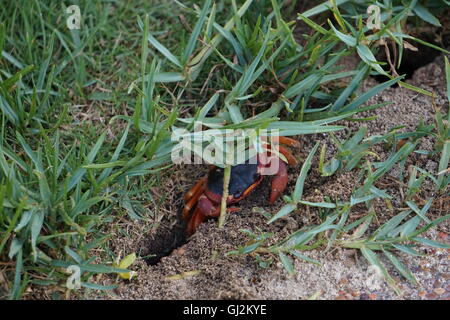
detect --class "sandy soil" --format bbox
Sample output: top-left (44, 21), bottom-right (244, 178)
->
top-left (75, 52), bottom-right (450, 300)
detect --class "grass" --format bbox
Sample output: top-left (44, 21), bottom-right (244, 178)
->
top-left (0, 0), bottom-right (449, 299)
top-left (0, 0), bottom-right (198, 299)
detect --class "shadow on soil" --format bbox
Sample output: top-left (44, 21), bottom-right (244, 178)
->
top-left (373, 30), bottom-right (445, 84)
top-left (141, 214), bottom-right (188, 265)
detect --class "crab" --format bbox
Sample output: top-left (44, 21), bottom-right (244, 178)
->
top-left (182, 136), bottom-right (301, 235)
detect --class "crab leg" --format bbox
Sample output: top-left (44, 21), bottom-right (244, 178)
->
top-left (184, 177), bottom-right (206, 201)
top-left (186, 206), bottom-right (205, 236)
top-left (279, 136), bottom-right (301, 148)
top-left (182, 178), bottom-right (206, 220)
top-left (186, 195), bottom-right (216, 235)
top-left (261, 137), bottom-right (300, 166)
top-left (269, 159), bottom-right (288, 204)
top-left (278, 145), bottom-right (298, 166)
top-left (186, 196), bottom-right (242, 236)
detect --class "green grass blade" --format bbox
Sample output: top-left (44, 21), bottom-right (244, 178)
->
top-left (437, 141), bottom-right (449, 189)
top-left (331, 65), bottom-right (369, 111)
top-left (267, 203), bottom-right (297, 224)
top-left (302, 0), bottom-right (349, 18)
top-left (145, 31), bottom-right (181, 68)
top-left (406, 200), bottom-right (432, 224)
top-left (183, 0), bottom-right (212, 63)
top-left (411, 237), bottom-right (450, 249)
top-left (445, 56), bottom-right (450, 106)
top-left (413, 4), bottom-right (441, 26)
top-left (360, 246), bottom-right (401, 295)
top-left (292, 142), bottom-right (320, 203)
top-left (291, 250), bottom-right (321, 265)
top-left (278, 251), bottom-right (295, 275)
top-left (374, 210), bottom-right (411, 240)
top-left (382, 249), bottom-right (418, 285)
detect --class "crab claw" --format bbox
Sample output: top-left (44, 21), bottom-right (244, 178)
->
top-left (269, 159), bottom-right (288, 205)
top-left (186, 207), bottom-right (203, 236)
top-left (197, 195), bottom-right (219, 217)
top-left (186, 195), bottom-right (217, 236)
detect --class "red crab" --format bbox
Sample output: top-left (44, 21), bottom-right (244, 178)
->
top-left (182, 137), bottom-right (300, 235)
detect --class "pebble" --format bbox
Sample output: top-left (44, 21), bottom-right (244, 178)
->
top-left (434, 288), bottom-right (445, 295)
top-left (426, 292), bottom-right (438, 299)
top-left (343, 258), bottom-right (355, 268)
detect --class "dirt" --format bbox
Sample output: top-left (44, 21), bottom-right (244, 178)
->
top-left (75, 51), bottom-right (450, 300)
